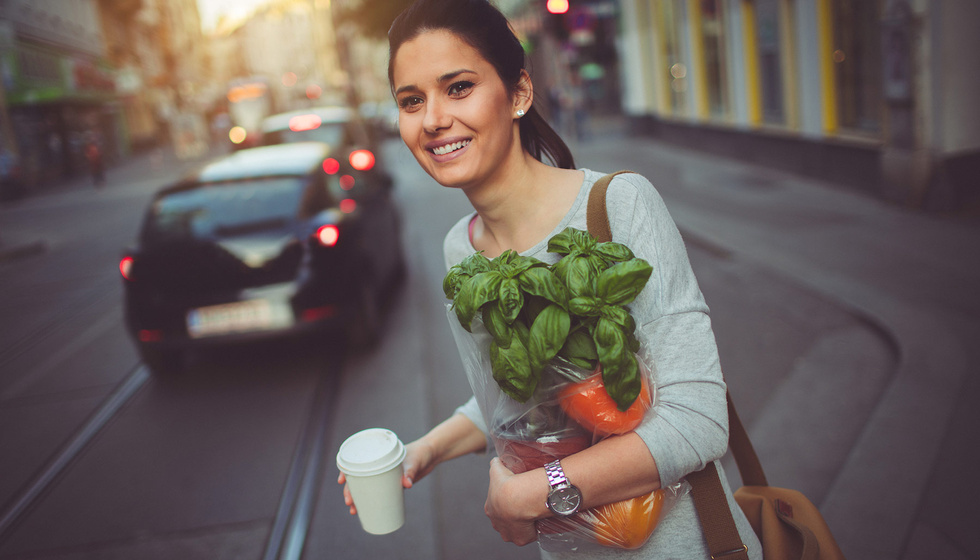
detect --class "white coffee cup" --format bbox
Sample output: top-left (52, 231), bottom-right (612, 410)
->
top-left (336, 428), bottom-right (407, 535)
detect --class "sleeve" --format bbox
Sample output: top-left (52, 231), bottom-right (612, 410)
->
top-left (444, 216), bottom-right (492, 453)
top-left (454, 395), bottom-right (491, 453)
top-left (605, 173), bottom-right (729, 487)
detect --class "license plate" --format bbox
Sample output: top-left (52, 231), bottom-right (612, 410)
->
top-left (187, 299), bottom-right (294, 338)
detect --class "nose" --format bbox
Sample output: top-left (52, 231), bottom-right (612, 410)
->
top-left (422, 98), bottom-right (451, 134)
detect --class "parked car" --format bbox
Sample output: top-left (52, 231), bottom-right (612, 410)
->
top-left (120, 141), bottom-right (404, 372)
top-left (259, 106), bottom-right (376, 151)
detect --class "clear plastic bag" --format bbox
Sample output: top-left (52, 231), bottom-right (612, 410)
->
top-left (447, 306), bottom-right (688, 552)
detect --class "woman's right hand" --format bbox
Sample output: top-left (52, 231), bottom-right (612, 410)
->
top-left (337, 439), bottom-right (436, 516)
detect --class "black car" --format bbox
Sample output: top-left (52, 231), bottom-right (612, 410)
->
top-left (121, 141), bottom-right (404, 372)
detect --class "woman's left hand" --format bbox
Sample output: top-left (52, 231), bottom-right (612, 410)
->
top-left (485, 457), bottom-right (539, 546)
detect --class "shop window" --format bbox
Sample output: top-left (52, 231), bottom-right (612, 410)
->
top-left (755, 0), bottom-right (785, 125)
top-left (700, 0), bottom-right (729, 118)
top-left (658, 0), bottom-right (687, 116)
top-left (17, 47), bottom-right (61, 86)
top-left (832, 0), bottom-right (882, 133)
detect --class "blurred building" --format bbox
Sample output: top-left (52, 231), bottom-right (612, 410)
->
top-left (232, 0), bottom-right (345, 111)
top-left (0, 0), bottom-right (119, 190)
top-left (617, 0), bottom-right (980, 211)
top-left (0, 0), bottom-right (208, 193)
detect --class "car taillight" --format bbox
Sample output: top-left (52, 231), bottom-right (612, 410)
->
top-left (339, 199), bottom-right (356, 214)
top-left (119, 256), bottom-right (134, 280)
top-left (322, 158), bottom-right (340, 174)
top-left (301, 305), bottom-right (337, 322)
top-left (349, 149), bottom-right (375, 171)
top-left (289, 114), bottom-right (322, 131)
top-left (139, 329), bottom-right (162, 342)
top-left (315, 224), bottom-right (340, 246)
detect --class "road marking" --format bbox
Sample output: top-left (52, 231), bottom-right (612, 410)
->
top-left (262, 363), bottom-right (341, 560)
top-left (0, 365), bottom-right (149, 538)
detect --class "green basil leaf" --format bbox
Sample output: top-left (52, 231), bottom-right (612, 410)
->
top-left (565, 257), bottom-right (597, 297)
top-left (483, 302), bottom-right (510, 347)
top-left (570, 228), bottom-right (596, 252)
top-left (560, 328), bottom-right (598, 365)
top-left (594, 318), bottom-right (641, 411)
top-left (600, 305), bottom-right (633, 330)
top-left (508, 254), bottom-right (548, 276)
top-left (627, 329), bottom-right (641, 353)
top-left (595, 241), bottom-right (634, 263)
top-left (443, 271), bottom-right (461, 300)
top-left (597, 259), bottom-right (653, 306)
top-left (547, 229), bottom-right (575, 255)
top-left (528, 303), bottom-right (570, 375)
top-left (587, 253), bottom-right (608, 274)
top-left (513, 317), bottom-right (531, 348)
top-left (454, 271), bottom-right (503, 330)
top-left (522, 295), bottom-right (550, 325)
top-left (569, 296), bottom-right (601, 317)
top-left (498, 278), bottom-right (524, 324)
top-left (518, 267), bottom-right (568, 306)
top-left (490, 335), bottom-right (536, 402)
top-left (459, 252), bottom-right (491, 275)
top-left (551, 257), bottom-right (570, 284)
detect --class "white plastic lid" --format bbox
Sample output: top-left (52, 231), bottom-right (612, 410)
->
top-left (336, 428), bottom-right (406, 477)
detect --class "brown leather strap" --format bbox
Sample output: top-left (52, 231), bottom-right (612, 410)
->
top-left (727, 392), bottom-right (768, 487)
top-left (586, 171), bottom-right (632, 243)
top-left (586, 178), bottom-right (762, 558)
top-left (688, 463), bottom-right (750, 560)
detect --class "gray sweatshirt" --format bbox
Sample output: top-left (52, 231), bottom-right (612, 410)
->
top-left (444, 169), bottom-right (762, 559)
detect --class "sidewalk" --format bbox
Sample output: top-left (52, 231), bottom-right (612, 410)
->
top-left (569, 120), bottom-right (980, 560)
top-left (0, 145), bottom-right (218, 264)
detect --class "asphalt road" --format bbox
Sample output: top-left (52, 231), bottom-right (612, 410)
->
top-left (2, 122), bottom-right (974, 559)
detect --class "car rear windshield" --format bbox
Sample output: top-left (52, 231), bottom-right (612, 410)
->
top-left (144, 177), bottom-right (306, 241)
top-left (263, 122), bottom-right (346, 147)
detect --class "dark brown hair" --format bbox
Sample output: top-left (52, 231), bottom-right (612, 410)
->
top-left (388, 0), bottom-right (575, 169)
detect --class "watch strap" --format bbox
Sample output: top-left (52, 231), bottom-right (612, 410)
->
top-left (544, 460), bottom-right (569, 488)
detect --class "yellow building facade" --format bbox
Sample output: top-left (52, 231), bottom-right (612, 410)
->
top-left (617, 0), bottom-right (980, 211)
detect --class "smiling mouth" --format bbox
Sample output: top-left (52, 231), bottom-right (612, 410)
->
top-left (431, 140), bottom-right (470, 156)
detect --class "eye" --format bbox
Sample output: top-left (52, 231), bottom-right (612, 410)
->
top-left (398, 95), bottom-right (424, 112)
top-left (448, 81), bottom-right (474, 98)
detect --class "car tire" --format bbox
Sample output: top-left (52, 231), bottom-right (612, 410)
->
top-left (140, 346), bottom-right (184, 374)
top-left (349, 285), bottom-right (381, 352)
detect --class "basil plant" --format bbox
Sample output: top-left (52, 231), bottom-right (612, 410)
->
top-left (444, 228), bottom-right (653, 411)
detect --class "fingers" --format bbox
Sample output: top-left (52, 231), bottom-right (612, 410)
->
top-left (337, 474), bottom-right (357, 515)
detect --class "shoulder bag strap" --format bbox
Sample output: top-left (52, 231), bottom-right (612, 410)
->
top-left (586, 170), bottom-right (632, 243)
top-left (585, 175), bottom-right (758, 560)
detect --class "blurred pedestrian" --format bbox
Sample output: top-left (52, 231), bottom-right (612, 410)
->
top-left (84, 132), bottom-right (105, 187)
top-left (337, 0), bottom-right (761, 557)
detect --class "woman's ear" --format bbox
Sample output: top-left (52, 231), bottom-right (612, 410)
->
top-left (513, 69), bottom-right (533, 116)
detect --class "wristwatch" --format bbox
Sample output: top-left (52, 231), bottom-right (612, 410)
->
top-left (544, 459), bottom-right (582, 516)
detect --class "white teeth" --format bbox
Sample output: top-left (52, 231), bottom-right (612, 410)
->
top-left (433, 140), bottom-right (469, 155)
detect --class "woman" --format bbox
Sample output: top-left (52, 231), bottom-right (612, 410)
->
top-left (339, 0), bottom-right (761, 557)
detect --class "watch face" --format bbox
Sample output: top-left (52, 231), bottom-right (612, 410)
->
top-left (547, 486), bottom-right (582, 516)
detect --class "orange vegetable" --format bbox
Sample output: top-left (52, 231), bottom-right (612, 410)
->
top-left (559, 370), bottom-right (652, 437)
top-left (592, 489), bottom-right (666, 549)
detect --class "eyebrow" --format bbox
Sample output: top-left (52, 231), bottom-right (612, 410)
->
top-left (395, 69), bottom-right (476, 96)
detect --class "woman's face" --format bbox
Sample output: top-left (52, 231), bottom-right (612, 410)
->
top-left (392, 30), bottom-right (525, 190)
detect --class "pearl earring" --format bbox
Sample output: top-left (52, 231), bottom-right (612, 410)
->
top-left (516, 109), bottom-right (526, 117)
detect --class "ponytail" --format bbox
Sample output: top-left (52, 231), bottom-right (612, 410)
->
top-left (520, 106), bottom-right (575, 170)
